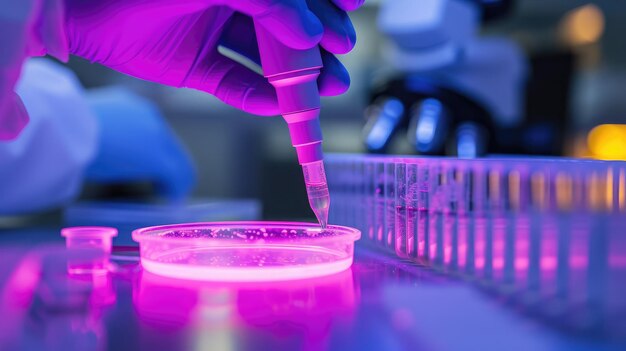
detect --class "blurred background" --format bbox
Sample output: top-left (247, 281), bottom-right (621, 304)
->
top-left (60, 0), bottom-right (626, 220)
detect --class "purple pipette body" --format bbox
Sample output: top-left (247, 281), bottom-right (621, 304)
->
top-left (254, 22), bottom-right (330, 228)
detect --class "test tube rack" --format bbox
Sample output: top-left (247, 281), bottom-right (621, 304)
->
top-left (327, 154), bottom-right (626, 337)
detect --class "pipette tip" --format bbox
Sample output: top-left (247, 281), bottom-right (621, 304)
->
top-left (302, 161), bottom-right (331, 230)
top-left (306, 183), bottom-right (330, 229)
top-left (313, 206), bottom-right (329, 229)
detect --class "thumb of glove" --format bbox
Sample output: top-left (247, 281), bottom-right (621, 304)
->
top-left (0, 92), bottom-right (29, 140)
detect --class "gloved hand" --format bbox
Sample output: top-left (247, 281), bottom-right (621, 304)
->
top-left (66, 0), bottom-right (363, 115)
top-left (0, 0), bottom-right (363, 141)
top-left (0, 0), bottom-right (68, 140)
top-left (85, 87), bottom-right (197, 200)
top-left (0, 59), bottom-right (98, 214)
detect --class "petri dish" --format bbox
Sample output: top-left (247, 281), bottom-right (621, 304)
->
top-left (132, 221), bottom-right (361, 282)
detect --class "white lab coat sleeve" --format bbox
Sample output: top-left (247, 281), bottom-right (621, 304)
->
top-left (0, 59), bottom-right (98, 214)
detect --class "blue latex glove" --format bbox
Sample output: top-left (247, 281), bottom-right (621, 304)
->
top-left (0, 59), bottom-right (98, 214)
top-left (64, 0), bottom-right (363, 115)
top-left (1, 0), bottom-right (364, 142)
top-left (85, 87), bottom-right (197, 200)
top-left (0, 0), bottom-right (68, 140)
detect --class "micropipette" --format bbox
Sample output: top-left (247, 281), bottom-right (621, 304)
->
top-left (254, 22), bottom-right (330, 228)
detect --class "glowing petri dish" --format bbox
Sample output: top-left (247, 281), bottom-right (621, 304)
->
top-left (132, 221), bottom-right (361, 282)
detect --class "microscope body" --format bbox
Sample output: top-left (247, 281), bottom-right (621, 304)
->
top-left (365, 0), bottom-right (526, 157)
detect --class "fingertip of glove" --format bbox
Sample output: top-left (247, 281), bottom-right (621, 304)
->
top-left (289, 10), bottom-right (324, 50)
top-left (241, 84), bottom-right (280, 116)
top-left (258, 8), bottom-right (324, 50)
top-left (319, 62), bottom-right (350, 96)
top-left (0, 93), bottom-right (30, 140)
top-left (334, 0), bottom-right (365, 12)
top-left (320, 15), bottom-right (357, 55)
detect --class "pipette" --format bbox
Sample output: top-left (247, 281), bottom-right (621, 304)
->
top-left (254, 22), bottom-right (330, 228)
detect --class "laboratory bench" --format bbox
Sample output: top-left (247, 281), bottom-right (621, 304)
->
top-left (0, 224), bottom-right (623, 351)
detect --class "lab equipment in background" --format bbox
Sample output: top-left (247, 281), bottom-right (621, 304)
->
top-left (254, 23), bottom-right (330, 228)
top-left (326, 154), bottom-right (626, 337)
top-left (365, 0), bottom-right (530, 157)
top-left (64, 199), bottom-right (261, 245)
top-left (132, 222), bottom-right (360, 282)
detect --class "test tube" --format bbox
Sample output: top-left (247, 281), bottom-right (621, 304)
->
top-left (374, 159), bottom-right (385, 245)
top-left (395, 160), bottom-right (408, 257)
top-left (405, 161), bottom-right (420, 260)
top-left (384, 160), bottom-right (396, 250)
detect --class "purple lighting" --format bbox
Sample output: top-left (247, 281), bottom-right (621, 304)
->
top-left (134, 268), bottom-right (358, 349)
top-left (61, 226), bottom-right (118, 275)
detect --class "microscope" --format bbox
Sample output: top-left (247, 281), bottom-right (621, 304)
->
top-left (364, 0), bottom-right (526, 157)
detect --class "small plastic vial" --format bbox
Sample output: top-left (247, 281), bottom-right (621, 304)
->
top-left (61, 227), bottom-right (118, 275)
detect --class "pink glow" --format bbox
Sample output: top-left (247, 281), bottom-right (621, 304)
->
top-left (609, 254), bottom-right (626, 268)
top-left (443, 220), bottom-right (453, 265)
top-left (540, 257), bottom-right (557, 271)
top-left (0, 254), bottom-right (40, 330)
top-left (475, 219), bottom-right (487, 272)
top-left (134, 268), bottom-right (358, 343)
top-left (395, 231), bottom-right (405, 258)
top-left (609, 234), bottom-right (626, 268)
top-left (515, 258), bottom-right (529, 271)
top-left (141, 257), bottom-right (354, 282)
top-left (540, 225), bottom-right (558, 274)
top-left (569, 255), bottom-right (588, 269)
top-left (492, 218), bottom-right (507, 279)
top-left (61, 227), bottom-right (117, 275)
top-left (444, 246), bottom-right (452, 264)
top-left (476, 258), bottom-right (485, 269)
top-left (514, 219), bottom-right (530, 272)
top-left (513, 217), bottom-right (530, 286)
top-left (2, 256), bottom-right (39, 307)
top-left (406, 236), bottom-right (415, 257)
top-left (457, 217), bottom-right (468, 268)
top-left (429, 242), bottom-right (437, 261)
top-left (571, 232), bottom-right (589, 269)
top-left (133, 221), bottom-right (360, 282)
top-left (61, 226), bottom-right (118, 238)
top-left (458, 244), bottom-right (467, 266)
top-left (493, 258), bottom-right (505, 270)
top-left (61, 226), bottom-right (118, 252)
top-left (0, 248), bottom-right (112, 349)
